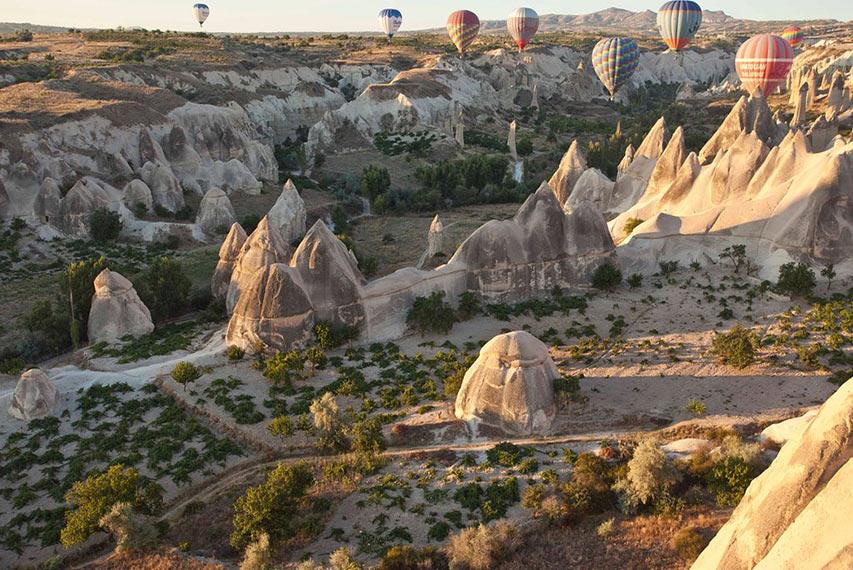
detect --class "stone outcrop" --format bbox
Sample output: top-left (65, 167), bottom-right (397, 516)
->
top-left (123, 180), bottom-right (154, 213)
top-left (226, 263), bottom-right (314, 351)
top-left (791, 82), bottom-right (809, 128)
top-left (607, 118), bottom-right (669, 215)
top-left (33, 179), bottom-right (62, 223)
top-left (428, 215), bottom-right (444, 257)
top-left (140, 162), bottom-right (185, 213)
top-left (57, 178), bottom-right (117, 236)
top-left (565, 168), bottom-right (615, 212)
top-left (8, 369), bottom-right (58, 421)
top-left (226, 216), bottom-right (291, 313)
top-left (225, 182), bottom-right (615, 350)
top-left (699, 91), bottom-right (778, 164)
top-left (196, 188), bottom-right (236, 235)
top-left (508, 120), bottom-right (518, 161)
top-left (692, 378), bottom-right (853, 570)
top-left (290, 220), bottom-right (366, 328)
top-left (454, 331), bottom-right (558, 436)
top-left (212, 223), bottom-right (248, 300)
top-left (87, 269), bottom-right (155, 344)
top-left (267, 180), bottom-right (307, 244)
top-left (548, 140), bottom-right (587, 206)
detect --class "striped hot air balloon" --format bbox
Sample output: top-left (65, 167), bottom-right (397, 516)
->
top-left (193, 3), bottom-right (210, 27)
top-left (507, 7), bottom-right (539, 51)
top-left (379, 8), bottom-right (403, 40)
top-left (447, 10), bottom-right (480, 55)
top-left (591, 37), bottom-right (641, 98)
top-left (657, 1), bottom-right (702, 51)
top-left (781, 25), bottom-right (804, 48)
top-left (735, 34), bottom-right (794, 96)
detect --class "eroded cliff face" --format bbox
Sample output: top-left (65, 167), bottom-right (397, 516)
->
top-left (224, 182), bottom-right (615, 351)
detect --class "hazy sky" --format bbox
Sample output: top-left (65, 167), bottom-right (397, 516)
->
top-left (4, 1), bottom-right (851, 33)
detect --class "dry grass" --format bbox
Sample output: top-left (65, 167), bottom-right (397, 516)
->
top-left (79, 549), bottom-right (225, 569)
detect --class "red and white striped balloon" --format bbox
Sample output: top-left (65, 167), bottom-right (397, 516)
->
top-left (507, 7), bottom-right (539, 51)
top-left (735, 34), bottom-right (794, 96)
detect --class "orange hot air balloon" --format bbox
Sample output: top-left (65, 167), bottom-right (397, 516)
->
top-left (447, 10), bottom-right (480, 54)
top-left (736, 34), bottom-right (794, 96)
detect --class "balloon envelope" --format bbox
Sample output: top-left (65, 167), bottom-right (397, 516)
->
top-left (193, 3), bottom-right (210, 26)
top-left (592, 37), bottom-right (641, 97)
top-left (378, 8), bottom-right (403, 39)
top-left (781, 26), bottom-right (804, 47)
top-left (736, 34), bottom-right (794, 96)
top-left (507, 7), bottom-right (539, 51)
top-left (447, 10), bottom-right (480, 54)
top-left (657, 1), bottom-right (702, 51)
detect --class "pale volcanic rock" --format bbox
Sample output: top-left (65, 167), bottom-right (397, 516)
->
top-left (196, 188), bottom-right (236, 235)
top-left (508, 120), bottom-right (518, 161)
top-left (140, 162), bottom-right (185, 213)
top-left (8, 369), bottom-right (58, 421)
top-left (225, 263), bottom-right (314, 351)
top-left (289, 220), bottom-right (366, 329)
top-left (791, 82), bottom-right (809, 128)
top-left (87, 269), bottom-right (155, 344)
top-left (645, 126), bottom-right (687, 197)
top-left (699, 91), bottom-right (777, 164)
top-left (33, 178), bottom-right (62, 223)
top-left (0, 180), bottom-right (9, 218)
top-left (692, 378), bottom-right (853, 570)
top-left (564, 168), bottom-right (615, 212)
top-left (617, 144), bottom-right (635, 177)
top-left (807, 115), bottom-right (839, 152)
top-left (123, 179), bottom-right (154, 213)
top-left (267, 180), bottom-right (307, 244)
top-left (454, 331), bottom-right (559, 436)
top-left (57, 178), bottom-right (116, 236)
top-left (428, 214), bottom-right (444, 257)
top-left (226, 216), bottom-right (291, 313)
top-left (608, 118), bottom-right (669, 215)
top-left (759, 410), bottom-right (819, 445)
top-left (211, 223), bottom-right (247, 300)
top-left (548, 140), bottom-right (587, 205)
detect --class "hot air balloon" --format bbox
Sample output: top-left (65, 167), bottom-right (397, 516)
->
top-left (735, 34), bottom-right (794, 96)
top-left (657, 1), bottom-right (702, 51)
top-left (193, 3), bottom-right (210, 28)
top-left (781, 25), bottom-right (804, 48)
top-left (507, 7), bottom-right (539, 51)
top-left (379, 8), bottom-right (403, 40)
top-left (591, 37), bottom-right (641, 98)
top-left (447, 10), bottom-right (480, 55)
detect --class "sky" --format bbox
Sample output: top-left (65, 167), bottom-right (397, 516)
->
top-left (3, 1), bottom-right (851, 33)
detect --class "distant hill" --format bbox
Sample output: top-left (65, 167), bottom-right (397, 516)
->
top-left (0, 22), bottom-right (76, 34)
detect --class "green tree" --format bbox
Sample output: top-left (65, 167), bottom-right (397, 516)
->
top-left (171, 361), bottom-right (201, 391)
top-left (89, 208), bottom-right (123, 243)
top-left (720, 244), bottom-right (750, 274)
top-left (304, 346), bottom-right (327, 376)
top-left (350, 417), bottom-right (386, 455)
top-left (230, 462), bottom-right (314, 548)
top-left (776, 262), bottom-right (816, 298)
top-left (591, 263), bottom-right (622, 291)
top-left (406, 292), bottom-right (456, 335)
top-left (711, 325), bottom-right (758, 368)
top-left (61, 464), bottom-right (162, 547)
top-left (821, 264), bottom-right (836, 291)
top-left (61, 257), bottom-right (108, 348)
top-left (268, 415), bottom-right (294, 439)
top-left (361, 165), bottom-right (391, 203)
top-left (139, 257), bottom-right (191, 322)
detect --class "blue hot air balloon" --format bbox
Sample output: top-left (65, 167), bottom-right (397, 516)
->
top-left (657, 1), bottom-right (703, 51)
top-left (378, 8), bottom-right (403, 40)
top-left (193, 3), bottom-right (210, 28)
top-left (591, 37), bottom-right (641, 98)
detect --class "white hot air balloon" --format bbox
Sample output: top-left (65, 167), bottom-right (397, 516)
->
top-left (193, 3), bottom-right (210, 28)
top-left (378, 8), bottom-right (403, 40)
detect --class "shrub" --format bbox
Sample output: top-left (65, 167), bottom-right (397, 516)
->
top-left (627, 273), bottom-right (643, 288)
top-left (596, 517), bottom-right (615, 537)
top-left (686, 399), bottom-right (706, 416)
top-left (707, 456), bottom-right (753, 506)
top-left (242, 214), bottom-right (261, 234)
top-left (443, 366), bottom-right (465, 399)
top-left (446, 521), bottom-right (520, 570)
top-left (310, 393), bottom-right (340, 435)
top-left (428, 521), bottom-right (451, 542)
top-left (227, 346), bottom-right (246, 361)
top-left (378, 545), bottom-right (447, 570)
top-left (613, 439), bottom-right (680, 512)
top-left (776, 262), bottom-right (816, 297)
top-left (89, 208), bottom-right (123, 242)
top-left (230, 462), bottom-right (314, 547)
top-left (457, 291), bottom-right (481, 320)
top-left (171, 361), bottom-right (201, 390)
top-left (268, 415), bottom-right (294, 439)
top-left (720, 245), bottom-right (750, 274)
top-left (362, 165), bottom-right (391, 203)
top-left (591, 263), bottom-right (622, 291)
top-left (406, 292), bottom-right (456, 335)
top-left (99, 502), bottom-right (158, 552)
top-left (623, 217), bottom-right (644, 235)
top-left (139, 257), bottom-right (191, 322)
top-left (240, 532), bottom-right (273, 570)
top-left (672, 527), bottom-right (706, 561)
top-left (61, 465), bottom-right (162, 547)
top-left (313, 321), bottom-right (359, 349)
top-left (711, 325), bottom-right (757, 368)
top-left (305, 346), bottom-right (327, 375)
top-left (350, 417), bottom-right (386, 454)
